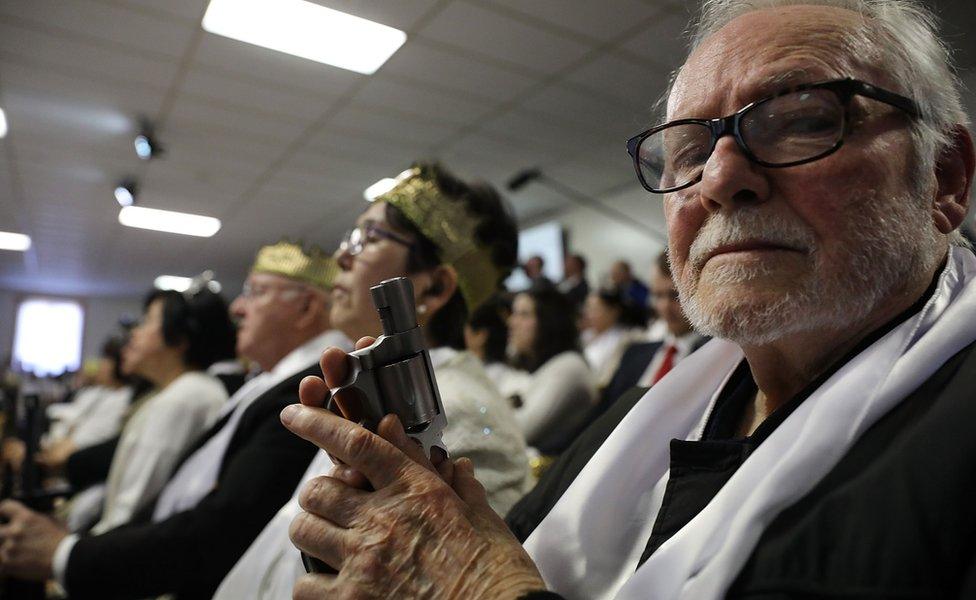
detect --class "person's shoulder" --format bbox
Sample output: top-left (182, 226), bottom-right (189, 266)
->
top-left (161, 372), bottom-right (227, 406)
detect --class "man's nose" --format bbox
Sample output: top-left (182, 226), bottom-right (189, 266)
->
top-left (697, 136), bottom-right (770, 212)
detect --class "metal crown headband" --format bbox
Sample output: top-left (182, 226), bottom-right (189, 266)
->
top-left (251, 240), bottom-right (338, 290)
top-left (376, 168), bottom-right (506, 312)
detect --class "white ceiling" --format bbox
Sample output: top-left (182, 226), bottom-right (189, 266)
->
top-left (0, 0), bottom-right (973, 297)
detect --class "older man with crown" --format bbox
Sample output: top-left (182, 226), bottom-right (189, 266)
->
top-left (0, 241), bottom-right (351, 599)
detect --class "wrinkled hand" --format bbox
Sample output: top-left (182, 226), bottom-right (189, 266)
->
top-left (284, 341), bottom-right (546, 600)
top-left (0, 500), bottom-right (66, 580)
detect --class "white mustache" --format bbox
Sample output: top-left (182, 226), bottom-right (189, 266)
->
top-left (688, 208), bottom-right (816, 271)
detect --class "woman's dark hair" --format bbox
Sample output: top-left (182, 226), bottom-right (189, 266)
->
top-left (593, 287), bottom-right (649, 329)
top-left (100, 335), bottom-right (128, 384)
top-left (512, 287), bottom-right (580, 373)
top-left (385, 162), bottom-right (519, 350)
top-left (467, 293), bottom-right (512, 364)
top-left (142, 288), bottom-right (237, 370)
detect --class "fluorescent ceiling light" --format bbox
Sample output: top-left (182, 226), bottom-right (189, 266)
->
top-left (364, 177), bottom-right (398, 201)
top-left (154, 275), bottom-right (193, 292)
top-left (0, 231), bottom-right (30, 252)
top-left (202, 0), bottom-right (407, 75)
top-left (0, 108), bottom-right (7, 138)
top-left (119, 206), bottom-right (221, 237)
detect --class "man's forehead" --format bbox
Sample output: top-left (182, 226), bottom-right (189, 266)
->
top-left (247, 271), bottom-right (297, 286)
top-left (668, 5), bottom-right (867, 118)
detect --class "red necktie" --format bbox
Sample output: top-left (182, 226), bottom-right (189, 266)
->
top-left (651, 344), bottom-right (677, 385)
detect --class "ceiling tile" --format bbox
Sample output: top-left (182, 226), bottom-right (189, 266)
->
top-left (192, 33), bottom-right (364, 96)
top-left (1, 0), bottom-right (198, 60)
top-left (481, 0), bottom-right (662, 42)
top-left (617, 8), bottom-right (690, 73)
top-left (380, 40), bottom-right (541, 103)
top-left (0, 22), bottom-right (181, 89)
top-left (326, 105), bottom-right (460, 146)
top-left (121, 0), bottom-right (207, 22)
top-left (354, 75), bottom-right (498, 125)
top-left (164, 95), bottom-right (311, 146)
top-left (309, 0), bottom-right (441, 31)
top-left (564, 51), bottom-right (670, 115)
top-left (417, 2), bottom-right (594, 74)
top-left (179, 67), bottom-right (336, 122)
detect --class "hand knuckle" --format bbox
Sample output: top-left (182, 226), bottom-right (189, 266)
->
top-left (298, 476), bottom-right (332, 513)
top-left (288, 512), bottom-right (318, 547)
top-left (344, 427), bottom-right (374, 459)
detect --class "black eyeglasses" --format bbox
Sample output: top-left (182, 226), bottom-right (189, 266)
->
top-left (626, 78), bottom-right (921, 194)
top-left (338, 222), bottom-right (414, 257)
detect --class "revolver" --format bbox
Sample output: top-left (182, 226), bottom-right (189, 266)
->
top-left (303, 276), bottom-right (448, 574)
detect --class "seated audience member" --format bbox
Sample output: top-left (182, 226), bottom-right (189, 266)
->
top-left (507, 287), bottom-right (596, 455)
top-left (464, 293), bottom-right (524, 395)
top-left (507, 252), bottom-right (708, 538)
top-left (212, 163), bottom-right (532, 599)
top-left (557, 253), bottom-right (590, 310)
top-left (88, 287), bottom-right (235, 534)
top-left (601, 251), bottom-right (708, 409)
top-left (582, 288), bottom-right (649, 388)
top-left (0, 242), bottom-right (347, 598)
top-left (276, 2), bottom-right (976, 599)
top-left (522, 255), bottom-right (554, 290)
top-left (38, 336), bottom-right (133, 472)
top-left (610, 259), bottom-right (650, 307)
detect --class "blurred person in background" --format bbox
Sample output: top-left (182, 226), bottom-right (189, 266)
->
top-left (522, 255), bottom-right (553, 289)
top-left (582, 288), bottom-right (649, 389)
top-left (507, 286), bottom-right (596, 456)
top-left (610, 259), bottom-right (650, 307)
top-left (557, 253), bottom-right (590, 310)
top-left (464, 293), bottom-right (525, 397)
top-left (84, 287), bottom-right (236, 534)
top-left (0, 244), bottom-right (346, 599)
top-left (36, 336), bottom-right (134, 473)
top-left (213, 162), bottom-right (532, 599)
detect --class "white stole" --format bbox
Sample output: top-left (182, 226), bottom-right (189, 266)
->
top-left (152, 330), bottom-right (350, 522)
top-left (524, 247), bottom-right (976, 600)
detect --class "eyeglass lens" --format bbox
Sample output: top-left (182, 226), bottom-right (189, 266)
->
top-left (637, 88), bottom-right (846, 192)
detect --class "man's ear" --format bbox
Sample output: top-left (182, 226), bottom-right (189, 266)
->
top-left (415, 265), bottom-right (459, 324)
top-left (293, 289), bottom-right (325, 329)
top-left (932, 124), bottom-right (974, 234)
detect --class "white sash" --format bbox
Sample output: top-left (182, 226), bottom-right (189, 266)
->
top-left (525, 247), bottom-right (976, 600)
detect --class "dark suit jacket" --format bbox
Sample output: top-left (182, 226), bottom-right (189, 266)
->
top-left (64, 365), bottom-right (320, 600)
top-left (509, 341), bottom-right (976, 599)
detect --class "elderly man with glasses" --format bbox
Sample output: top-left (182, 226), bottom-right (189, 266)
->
top-left (277, 1), bottom-right (976, 599)
top-left (0, 241), bottom-right (350, 599)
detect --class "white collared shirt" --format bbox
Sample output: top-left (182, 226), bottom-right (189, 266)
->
top-left (637, 331), bottom-right (706, 388)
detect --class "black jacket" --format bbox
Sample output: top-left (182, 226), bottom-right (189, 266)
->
top-left (64, 365), bottom-right (320, 600)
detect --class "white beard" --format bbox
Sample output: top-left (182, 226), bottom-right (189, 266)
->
top-left (673, 192), bottom-right (941, 346)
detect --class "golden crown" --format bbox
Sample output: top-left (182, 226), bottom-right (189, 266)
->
top-left (376, 167), bottom-right (507, 311)
top-left (251, 240), bottom-right (337, 289)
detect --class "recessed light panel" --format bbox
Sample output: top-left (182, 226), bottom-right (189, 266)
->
top-left (0, 231), bottom-right (31, 252)
top-left (202, 0), bottom-right (407, 75)
top-left (118, 206), bottom-right (221, 237)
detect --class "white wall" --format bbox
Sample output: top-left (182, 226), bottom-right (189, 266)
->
top-left (535, 186), bottom-right (670, 289)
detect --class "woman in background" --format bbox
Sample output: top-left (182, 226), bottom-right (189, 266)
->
top-left (508, 287), bottom-right (596, 455)
top-left (214, 162), bottom-right (533, 600)
top-left (39, 336), bottom-right (134, 471)
top-left (464, 293), bottom-right (529, 398)
top-left (582, 288), bottom-right (649, 388)
top-left (84, 288), bottom-right (236, 534)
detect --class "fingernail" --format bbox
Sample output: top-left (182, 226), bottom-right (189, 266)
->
top-left (281, 404), bottom-right (301, 425)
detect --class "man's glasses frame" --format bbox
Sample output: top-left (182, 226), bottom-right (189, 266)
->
top-left (338, 222), bottom-right (415, 258)
top-left (626, 78), bottom-right (921, 194)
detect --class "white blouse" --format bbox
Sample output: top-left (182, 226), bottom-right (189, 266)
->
top-left (90, 371), bottom-right (226, 534)
top-left (508, 351), bottom-right (597, 452)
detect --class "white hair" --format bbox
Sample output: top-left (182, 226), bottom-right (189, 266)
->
top-left (676, 0), bottom-right (972, 247)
